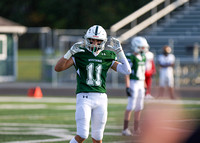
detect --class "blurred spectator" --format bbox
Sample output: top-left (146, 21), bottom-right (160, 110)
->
top-left (157, 45), bottom-right (176, 99)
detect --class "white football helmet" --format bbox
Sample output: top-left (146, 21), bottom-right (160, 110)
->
top-left (131, 36), bottom-right (149, 53)
top-left (84, 25), bottom-right (107, 54)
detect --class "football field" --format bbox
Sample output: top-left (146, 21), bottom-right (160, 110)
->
top-left (0, 96), bottom-right (200, 143)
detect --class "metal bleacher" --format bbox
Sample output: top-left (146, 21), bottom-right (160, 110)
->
top-left (140, 0), bottom-right (200, 59)
top-left (109, 0), bottom-right (200, 87)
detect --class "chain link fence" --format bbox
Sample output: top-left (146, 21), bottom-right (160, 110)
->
top-left (4, 28), bottom-right (199, 88)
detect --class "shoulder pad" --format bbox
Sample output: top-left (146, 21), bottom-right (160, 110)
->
top-left (101, 50), bottom-right (117, 60)
top-left (126, 53), bottom-right (132, 56)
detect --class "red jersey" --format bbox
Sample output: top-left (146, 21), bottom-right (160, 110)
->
top-left (145, 51), bottom-right (156, 77)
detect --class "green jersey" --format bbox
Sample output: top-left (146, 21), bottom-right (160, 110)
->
top-left (72, 49), bottom-right (117, 94)
top-left (126, 53), bottom-right (146, 80)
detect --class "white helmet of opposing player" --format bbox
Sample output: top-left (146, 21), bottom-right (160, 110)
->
top-left (84, 25), bottom-right (107, 54)
top-left (131, 36), bottom-right (149, 53)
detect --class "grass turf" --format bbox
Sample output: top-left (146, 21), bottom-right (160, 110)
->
top-left (0, 96), bottom-right (200, 143)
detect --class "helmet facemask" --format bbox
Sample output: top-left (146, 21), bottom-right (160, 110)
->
top-left (85, 38), bottom-right (106, 54)
top-left (140, 46), bottom-right (149, 53)
top-left (132, 46), bottom-right (141, 54)
top-left (84, 25), bottom-right (107, 56)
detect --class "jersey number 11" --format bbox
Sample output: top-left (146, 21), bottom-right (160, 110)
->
top-left (86, 63), bottom-right (102, 86)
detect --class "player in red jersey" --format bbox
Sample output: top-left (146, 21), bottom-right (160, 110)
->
top-left (144, 49), bottom-right (156, 99)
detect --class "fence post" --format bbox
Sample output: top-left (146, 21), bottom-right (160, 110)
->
top-left (165, 0), bottom-right (171, 20)
top-left (174, 58), bottom-right (180, 88)
top-left (52, 62), bottom-right (58, 87)
top-left (168, 38), bottom-right (174, 53)
top-left (193, 42), bottom-right (199, 63)
top-left (151, 6), bottom-right (157, 28)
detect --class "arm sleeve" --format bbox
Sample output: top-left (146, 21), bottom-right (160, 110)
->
top-left (116, 51), bottom-right (131, 75)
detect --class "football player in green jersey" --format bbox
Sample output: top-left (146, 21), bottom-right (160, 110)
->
top-left (122, 36), bottom-right (148, 136)
top-left (55, 25), bottom-right (131, 143)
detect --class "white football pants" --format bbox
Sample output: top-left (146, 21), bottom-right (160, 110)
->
top-left (159, 70), bottom-right (174, 87)
top-left (75, 93), bottom-right (107, 140)
top-left (126, 80), bottom-right (145, 111)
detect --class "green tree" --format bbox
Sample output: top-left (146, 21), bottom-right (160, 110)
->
top-left (0, 0), bottom-right (152, 29)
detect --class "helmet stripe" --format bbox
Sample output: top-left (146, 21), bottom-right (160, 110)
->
top-left (95, 25), bottom-right (99, 35)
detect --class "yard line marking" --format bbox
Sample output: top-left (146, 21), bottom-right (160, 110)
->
top-left (0, 96), bottom-right (76, 103)
top-left (145, 99), bottom-right (200, 105)
top-left (1, 102), bottom-right (199, 111)
top-left (0, 123), bottom-right (76, 128)
top-left (0, 125), bottom-right (74, 143)
top-left (0, 121), bottom-right (195, 143)
top-left (0, 115), bottom-right (75, 120)
top-left (0, 104), bottom-right (76, 110)
top-left (160, 127), bottom-right (193, 133)
top-left (0, 96), bottom-right (200, 105)
top-left (5, 138), bottom-right (71, 143)
top-left (106, 140), bottom-right (142, 143)
top-left (0, 104), bottom-right (47, 109)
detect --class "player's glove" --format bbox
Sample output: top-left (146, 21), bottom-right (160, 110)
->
top-left (107, 37), bottom-right (122, 53)
top-left (107, 37), bottom-right (127, 61)
top-left (64, 41), bottom-right (85, 59)
top-left (70, 41), bottom-right (85, 55)
top-left (126, 87), bottom-right (133, 97)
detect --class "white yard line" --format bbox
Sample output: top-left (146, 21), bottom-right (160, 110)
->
top-left (0, 96), bottom-right (200, 105)
top-left (0, 125), bottom-right (74, 143)
top-left (0, 123), bottom-right (76, 128)
top-left (5, 138), bottom-right (72, 143)
top-left (0, 104), bottom-right (47, 109)
top-left (0, 120), bottom-right (196, 143)
top-left (145, 99), bottom-right (200, 105)
top-left (0, 104), bottom-right (76, 110)
top-left (0, 96), bottom-right (76, 103)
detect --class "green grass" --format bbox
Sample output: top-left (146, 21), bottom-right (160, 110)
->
top-left (18, 49), bottom-right (42, 81)
top-left (0, 135), bottom-right (57, 142)
top-left (18, 49), bottom-right (42, 56)
top-left (0, 96), bottom-right (200, 143)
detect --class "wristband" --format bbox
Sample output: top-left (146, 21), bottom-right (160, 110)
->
top-left (63, 50), bottom-right (72, 60)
